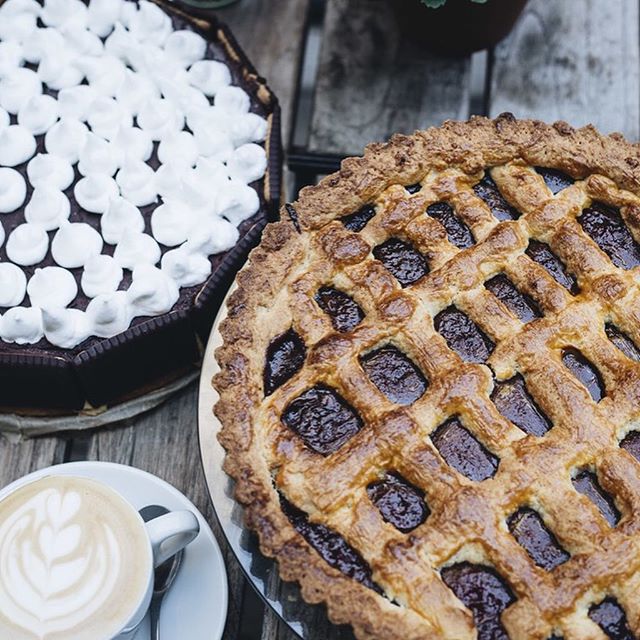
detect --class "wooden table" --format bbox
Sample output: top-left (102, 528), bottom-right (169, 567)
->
top-left (1, 1), bottom-right (639, 639)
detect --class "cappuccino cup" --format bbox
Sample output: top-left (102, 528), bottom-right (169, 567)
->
top-left (0, 474), bottom-right (200, 640)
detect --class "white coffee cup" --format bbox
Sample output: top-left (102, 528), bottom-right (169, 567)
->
top-left (0, 474), bottom-right (200, 640)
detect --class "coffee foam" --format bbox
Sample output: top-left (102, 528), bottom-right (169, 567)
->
top-left (0, 475), bottom-right (150, 640)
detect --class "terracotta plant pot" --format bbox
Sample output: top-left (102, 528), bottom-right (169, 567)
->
top-left (394, 0), bottom-right (529, 56)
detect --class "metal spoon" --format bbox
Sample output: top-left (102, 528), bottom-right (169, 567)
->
top-left (140, 505), bottom-right (186, 640)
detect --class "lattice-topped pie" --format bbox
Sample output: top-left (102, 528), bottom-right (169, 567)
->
top-left (214, 115), bottom-right (640, 639)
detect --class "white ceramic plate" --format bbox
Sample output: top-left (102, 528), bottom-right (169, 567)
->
top-left (0, 461), bottom-right (228, 640)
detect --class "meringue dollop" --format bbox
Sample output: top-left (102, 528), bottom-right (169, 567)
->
top-left (0, 167), bottom-right (27, 213)
top-left (0, 307), bottom-right (43, 345)
top-left (27, 266), bottom-right (78, 308)
top-left (81, 253), bottom-right (123, 297)
top-left (51, 222), bottom-right (104, 268)
top-left (100, 196), bottom-right (144, 244)
top-left (27, 153), bottom-right (74, 190)
top-left (113, 231), bottom-right (161, 270)
top-left (0, 263), bottom-right (27, 306)
top-left (74, 174), bottom-right (120, 214)
top-left (24, 187), bottom-right (71, 230)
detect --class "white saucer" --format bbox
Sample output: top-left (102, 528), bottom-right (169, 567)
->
top-left (0, 461), bottom-right (228, 640)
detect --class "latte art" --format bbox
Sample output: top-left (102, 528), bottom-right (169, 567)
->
top-left (0, 476), bottom-right (150, 640)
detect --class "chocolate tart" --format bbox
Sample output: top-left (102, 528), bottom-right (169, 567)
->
top-left (0, 0), bottom-right (282, 415)
top-left (214, 115), bottom-right (640, 639)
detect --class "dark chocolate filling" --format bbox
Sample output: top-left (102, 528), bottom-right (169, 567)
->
top-left (367, 472), bottom-right (429, 533)
top-left (315, 286), bottom-right (364, 333)
top-left (578, 203), bottom-right (640, 270)
top-left (525, 240), bottom-right (579, 295)
top-left (507, 508), bottom-right (569, 571)
top-left (263, 328), bottom-right (306, 396)
top-left (572, 470), bottom-right (620, 527)
top-left (441, 562), bottom-right (515, 640)
top-left (589, 598), bottom-right (635, 640)
top-left (341, 204), bottom-right (376, 232)
top-left (360, 345), bottom-right (427, 406)
top-left (431, 417), bottom-right (499, 482)
top-left (405, 182), bottom-right (423, 194)
top-left (491, 375), bottom-right (551, 437)
top-left (485, 274), bottom-right (541, 323)
top-left (434, 306), bottom-right (495, 363)
top-left (426, 202), bottom-right (474, 249)
top-left (372, 238), bottom-right (429, 287)
top-left (282, 384), bottom-right (363, 456)
top-left (280, 495), bottom-right (381, 593)
top-left (473, 175), bottom-right (520, 221)
top-left (621, 430), bottom-right (640, 462)
top-left (535, 167), bottom-right (575, 194)
top-left (605, 324), bottom-right (640, 362)
top-left (561, 348), bottom-right (605, 402)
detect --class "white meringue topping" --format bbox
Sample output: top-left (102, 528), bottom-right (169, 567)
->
top-left (115, 161), bottom-right (157, 207)
top-left (0, 13), bottom-right (37, 45)
top-left (157, 131), bottom-right (198, 168)
top-left (151, 200), bottom-right (194, 246)
top-left (6, 223), bottom-right (49, 266)
top-left (187, 60), bottom-right (231, 97)
top-left (104, 21), bottom-right (137, 61)
top-left (63, 24), bottom-right (104, 56)
top-left (101, 196), bottom-right (144, 244)
top-left (226, 143), bottom-right (268, 184)
top-left (87, 95), bottom-right (132, 140)
top-left (115, 69), bottom-right (159, 116)
top-left (57, 85), bottom-right (98, 121)
top-left (0, 109), bottom-right (8, 130)
top-left (161, 247), bottom-right (211, 288)
top-left (87, 0), bottom-right (123, 38)
top-left (74, 174), bottom-right (120, 214)
top-left (27, 266), bottom-right (78, 308)
top-left (37, 47), bottom-right (85, 90)
top-left (24, 187), bottom-right (70, 230)
top-left (154, 162), bottom-right (188, 199)
top-left (21, 26), bottom-right (63, 64)
top-left (114, 231), bottom-right (160, 270)
top-left (230, 112), bottom-right (268, 146)
top-left (184, 217), bottom-right (239, 257)
top-left (0, 307), bottom-right (43, 344)
top-left (157, 78), bottom-right (208, 117)
top-left (41, 0), bottom-right (88, 28)
top-left (111, 126), bottom-right (153, 163)
top-left (0, 167), bottom-right (27, 213)
top-left (164, 29), bottom-right (206, 67)
top-left (81, 253), bottom-right (123, 297)
top-left (193, 127), bottom-right (234, 161)
top-left (0, 220), bottom-right (3, 248)
top-left (80, 54), bottom-right (126, 97)
top-left (137, 97), bottom-right (184, 141)
top-left (44, 118), bottom-right (89, 164)
top-left (41, 306), bottom-right (90, 348)
top-left (0, 124), bottom-right (36, 166)
top-left (128, 0), bottom-right (172, 47)
top-left (214, 86), bottom-right (250, 115)
top-left (0, 41), bottom-right (24, 77)
top-left (86, 290), bottom-right (131, 337)
top-left (52, 222), bottom-right (104, 268)
top-left (0, 263), bottom-right (27, 306)
top-left (0, 0), bottom-right (41, 16)
top-left (17, 94), bottom-right (59, 135)
top-left (78, 133), bottom-right (122, 177)
top-left (127, 264), bottom-right (178, 316)
top-left (218, 180), bottom-right (260, 226)
top-left (27, 153), bottom-right (74, 190)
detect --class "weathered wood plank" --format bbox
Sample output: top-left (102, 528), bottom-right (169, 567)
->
top-left (0, 435), bottom-right (65, 488)
top-left (220, 0), bottom-right (310, 145)
top-left (489, 0), bottom-right (640, 140)
top-left (83, 384), bottom-right (246, 640)
top-left (308, 0), bottom-right (470, 156)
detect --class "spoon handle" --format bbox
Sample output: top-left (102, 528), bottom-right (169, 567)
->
top-left (149, 595), bottom-right (163, 640)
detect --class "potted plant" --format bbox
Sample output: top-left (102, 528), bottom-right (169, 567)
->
top-left (394, 0), bottom-right (529, 56)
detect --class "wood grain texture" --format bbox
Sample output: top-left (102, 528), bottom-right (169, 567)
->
top-left (490, 0), bottom-right (640, 140)
top-left (83, 384), bottom-right (245, 640)
top-left (0, 435), bottom-right (65, 488)
top-left (308, 0), bottom-right (470, 155)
